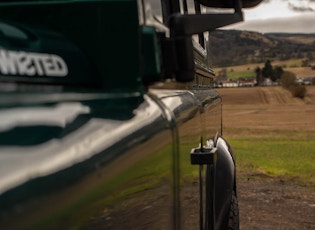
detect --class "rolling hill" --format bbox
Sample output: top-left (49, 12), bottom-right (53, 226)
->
top-left (208, 30), bottom-right (315, 67)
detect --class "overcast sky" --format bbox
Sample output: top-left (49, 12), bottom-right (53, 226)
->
top-left (225, 0), bottom-right (315, 33)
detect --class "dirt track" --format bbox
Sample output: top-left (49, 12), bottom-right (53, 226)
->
top-left (217, 86), bottom-right (315, 230)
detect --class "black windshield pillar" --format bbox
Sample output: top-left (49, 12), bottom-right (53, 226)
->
top-left (161, 0), bottom-right (180, 25)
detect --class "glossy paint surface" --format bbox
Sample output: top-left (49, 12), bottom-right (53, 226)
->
top-left (0, 87), bottom-right (223, 230)
top-left (0, 0), bottom-right (140, 90)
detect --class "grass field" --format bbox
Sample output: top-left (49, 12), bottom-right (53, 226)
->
top-left (214, 59), bottom-right (315, 79)
top-left (230, 135), bottom-right (315, 186)
top-left (217, 86), bottom-right (315, 189)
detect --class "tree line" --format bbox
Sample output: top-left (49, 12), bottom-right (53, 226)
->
top-left (256, 60), bottom-right (307, 99)
top-left (255, 60), bottom-right (284, 85)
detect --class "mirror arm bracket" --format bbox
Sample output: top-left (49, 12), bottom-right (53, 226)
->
top-left (169, 11), bottom-right (243, 37)
top-left (169, 0), bottom-right (244, 37)
top-left (165, 0), bottom-right (244, 82)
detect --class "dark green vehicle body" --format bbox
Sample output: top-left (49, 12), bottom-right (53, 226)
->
top-left (0, 0), bottom-right (262, 229)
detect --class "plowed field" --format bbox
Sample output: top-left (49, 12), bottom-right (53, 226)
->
top-left (217, 86), bottom-right (315, 230)
top-left (218, 86), bottom-right (315, 133)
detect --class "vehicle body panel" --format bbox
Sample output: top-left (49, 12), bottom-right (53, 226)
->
top-left (0, 0), bottom-right (140, 89)
top-left (0, 88), bottom-right (235, 230)
top-left (0, 0), bottom-right (263, 228)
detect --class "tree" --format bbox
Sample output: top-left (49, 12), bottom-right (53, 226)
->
top-left (280, 71), bottom-right (296, 89)
top-left (301, 59), bottom-right (309, 67)
top-left (273, 66), bottom-right (284, 82)
top-left (218, 68), bottom-right (227, 78)
top-left (306, 52), bottom-right (314, 61)
top-left (255, 67), bottom-right (263, 86)
top-left (262, 60), bottom-right (274, 80)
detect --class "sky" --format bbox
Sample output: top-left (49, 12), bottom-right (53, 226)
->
top-left (225, 0), bottom-right (315, 33)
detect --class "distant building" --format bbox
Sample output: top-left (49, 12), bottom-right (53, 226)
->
top-left (239, 79), bottom-right (256, 87)
top-left (222, 81), bottom-right (238, 88)
top-left (215, 76), bottom-right (238, 88)
top-left (263, 78), bottom-right (273, 86)
top-left (296, 77), bottom-right (314, 85)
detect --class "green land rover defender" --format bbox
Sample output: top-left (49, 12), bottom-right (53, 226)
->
top-left (0, 0), bottom-right (262, 229)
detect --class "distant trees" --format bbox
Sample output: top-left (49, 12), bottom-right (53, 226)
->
top-left (273, 66), bottom-right (284, 82)
top-left (306, 52), bottom-right (314, 61)
top-left (280, 71), bottom-right (307, 99)
top-left (218, 68), bottom-right (228, 78)
top-left (262, 60), bottom-right (273, 80)
top-left (280, 71), bottom-right (296, 89)
top-left (261, 60), bottom-right (284, 83)
top-left (301, 59), bottom-right (310, 67)
top-left (255, 67), bottom-right (263, 86)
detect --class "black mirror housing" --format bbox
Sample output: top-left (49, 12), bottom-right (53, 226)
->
top-left (197, 0), bottom-right (263, 8)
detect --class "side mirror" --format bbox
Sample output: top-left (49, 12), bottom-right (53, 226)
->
top-left (197, 0), bottom-right (263, 8)
top-left (165, 0), bottom-right (264, 83)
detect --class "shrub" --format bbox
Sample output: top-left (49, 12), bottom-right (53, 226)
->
top-left (280, 71), bottom-right (307, 99)
top-left (290, 85), bottom-right (307, 99)
top-left (280, 71), bottom-right (296, 89)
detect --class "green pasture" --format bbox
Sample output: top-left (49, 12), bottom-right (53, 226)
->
top-left (227, 131), bottom-right (315, 189)
top-left (276, 58), bottom-right (303, 68)
top-left (227, 69), bottom-right (255, 80)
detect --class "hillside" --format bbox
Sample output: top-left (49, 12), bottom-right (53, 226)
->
top-left (208, 30), bottom-right (315, 67)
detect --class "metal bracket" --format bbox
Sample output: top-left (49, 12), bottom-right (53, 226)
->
top-left (190, 146), bottom-right (218, 165)
top-left (190, 145), bottom-right (218, 230)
